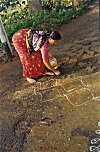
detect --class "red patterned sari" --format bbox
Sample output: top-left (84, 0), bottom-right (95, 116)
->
top-left (12, 28), bottom-right (46, 78)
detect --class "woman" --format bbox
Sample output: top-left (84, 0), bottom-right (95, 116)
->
top-left (12, 28), bottom-right (61, 83)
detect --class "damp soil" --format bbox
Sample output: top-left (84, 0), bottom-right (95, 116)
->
top-left (0, 1), bottom-right (100, 152)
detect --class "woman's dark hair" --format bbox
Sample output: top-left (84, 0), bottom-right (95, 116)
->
top-left (50, 31), bottom-right (61, 40)
top-left (46, 30), bottom-right (61, 40)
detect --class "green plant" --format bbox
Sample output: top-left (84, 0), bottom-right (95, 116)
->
top-left (0, 0), bottom-right (93, 44)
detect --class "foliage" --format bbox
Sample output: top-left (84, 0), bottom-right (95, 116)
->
top-left (0, 0), bottom-right (92, 44)
top-left (41, 0), bottom-right (71, 11)
top-left (0, 0), bottom-right (22, 12)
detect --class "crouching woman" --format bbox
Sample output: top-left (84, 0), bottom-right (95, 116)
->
top-left (12, 28), bottom-right (61, 83)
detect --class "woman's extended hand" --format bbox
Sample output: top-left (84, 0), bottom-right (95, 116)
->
top-left (54, 69), bottom-right (61, 75)
top-left (43, 60), bottom-right (60, 76)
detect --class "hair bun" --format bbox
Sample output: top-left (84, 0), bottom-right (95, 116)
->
top-left (50, 31), bottom-right (61, 40)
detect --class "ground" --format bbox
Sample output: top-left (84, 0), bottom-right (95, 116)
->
top-left (0, 0), bottom-right (100, 152)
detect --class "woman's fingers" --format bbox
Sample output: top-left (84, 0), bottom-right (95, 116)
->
top-left (54, 70), bottom-right (61, 75)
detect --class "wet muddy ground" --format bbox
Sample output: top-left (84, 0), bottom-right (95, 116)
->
top-left (0, 0), bottom-right (100, 152)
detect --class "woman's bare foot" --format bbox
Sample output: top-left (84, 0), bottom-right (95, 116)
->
top-left (26, 77), bottom-right (36, 83)
top-left (43, 71), bottom-right (54, 76)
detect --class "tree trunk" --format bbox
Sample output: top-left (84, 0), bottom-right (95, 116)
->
top-left (28, 0), bottom-right (42, 13)
top-left (72, 0), bottom-right (78, 7)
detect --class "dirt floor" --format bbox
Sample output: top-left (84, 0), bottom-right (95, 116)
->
top-left (0, 0), bottom-right (100, 152)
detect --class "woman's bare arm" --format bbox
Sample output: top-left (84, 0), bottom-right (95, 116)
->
top-left (48, 51), bottom-right (54, 58)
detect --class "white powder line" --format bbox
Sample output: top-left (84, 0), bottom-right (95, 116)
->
top-left (14, 76), bottom-right (99, 107)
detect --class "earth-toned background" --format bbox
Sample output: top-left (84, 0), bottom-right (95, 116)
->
top-left (0, 0), bottom-right (100, 152)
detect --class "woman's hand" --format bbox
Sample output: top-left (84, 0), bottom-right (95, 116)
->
top-left (54, 69), bottom-right (61, 75)
top-left (43, 61), bottom-right (61, 76)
